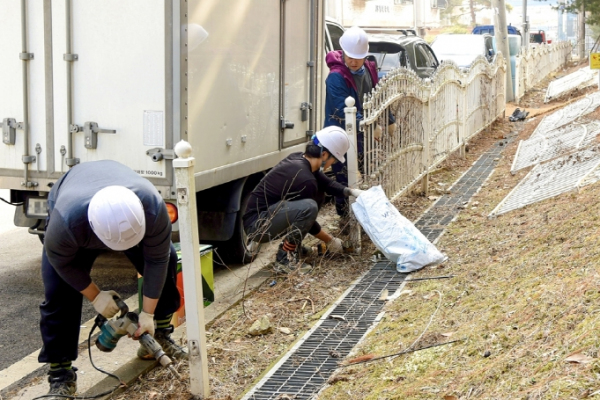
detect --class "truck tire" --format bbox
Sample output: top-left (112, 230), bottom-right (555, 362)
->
top-left (217, 190), bottom-right (261, 264)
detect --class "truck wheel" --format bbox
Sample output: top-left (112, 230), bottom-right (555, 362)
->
top-left (218, 190), bottom-right (262, 264)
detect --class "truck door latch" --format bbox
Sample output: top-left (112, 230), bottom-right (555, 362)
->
top-left (147, 148), bottom-right (176, 162)
top-left (300, 102), bottom-right (312, 122)
top-left (280, 117), bottom-right (295, 130)
top-left (70, 122), bottom-right (117, 149)
top-left (2, 118), bottom-right (20, 145)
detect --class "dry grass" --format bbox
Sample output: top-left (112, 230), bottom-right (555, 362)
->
top-left (111, 66), bottom-right (600, 400)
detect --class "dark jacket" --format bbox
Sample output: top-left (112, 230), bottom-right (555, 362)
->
top-left (243, 152), bottom-right (347, 235)
top-left (45, 160), bottom-right (171, 298)
top-left (324, 50), bottom-right (379, 130)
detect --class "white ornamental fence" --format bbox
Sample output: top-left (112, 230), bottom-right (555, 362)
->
top-left (349, 55), bottom-right (506, 201)
top-left (514, 41), bottom-right (573, 103)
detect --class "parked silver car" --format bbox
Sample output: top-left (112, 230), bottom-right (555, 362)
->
top-left (367, 31), bottom-right (439, 79)
top-left (431, 34), bottom-right (495, 68)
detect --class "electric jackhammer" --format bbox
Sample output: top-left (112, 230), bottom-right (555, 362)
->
top-left (94, 296), bottom-right (181, 378)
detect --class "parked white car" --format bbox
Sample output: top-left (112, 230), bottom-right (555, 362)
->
top-left (431, 34), bottom-right (495, 68)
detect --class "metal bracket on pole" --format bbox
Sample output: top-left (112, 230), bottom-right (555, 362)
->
top-left (173, 140), bottom-right (210, 398)
top-left (63, 53), bottom-right (78, 61)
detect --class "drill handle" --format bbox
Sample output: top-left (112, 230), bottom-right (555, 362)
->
top-left (112, 295), bottom-right (129, 317)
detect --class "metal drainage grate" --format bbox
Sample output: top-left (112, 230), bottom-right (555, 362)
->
top-left (415, 139), bottom-right (508, 242)
top-left (242, 261), bottom-right (407, 400)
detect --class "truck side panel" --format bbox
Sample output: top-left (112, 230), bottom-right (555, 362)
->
top-left (188, 0), bottom-right (316, 191)
top-left (188, 0), bottom-right (281, 169)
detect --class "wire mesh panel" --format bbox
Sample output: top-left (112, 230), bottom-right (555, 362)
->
top-left (545, 67), bottom-right (597, 102)
top-left (531, 91), bottom-right (600, 138)
top-left (511, 122), bottom-right (600, 173)
top-left (491, 146), bottom-right (600, 216)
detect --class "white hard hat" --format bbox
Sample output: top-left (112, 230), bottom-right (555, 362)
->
top-left (88, 186), bottom-right (146, 251)
top-left (315, 126), bottom-right (350, 163)
top-left (339, 26), bottom-right (369, 59)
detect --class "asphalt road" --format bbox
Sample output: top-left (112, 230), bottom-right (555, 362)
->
top-left (0, 190), bottom-right (139, 371)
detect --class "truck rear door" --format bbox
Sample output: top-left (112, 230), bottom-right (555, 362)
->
top-left (51, 1), bottom-right (176, 189)
top-left (281, 0), bottom-right (312, 148)
top-left (0, 1), bottom-right (50, 190)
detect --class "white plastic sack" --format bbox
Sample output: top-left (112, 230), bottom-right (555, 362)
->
top-left (351, 185), bottom-right (447, 273)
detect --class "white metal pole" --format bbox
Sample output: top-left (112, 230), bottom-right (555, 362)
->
top-left (173, 140), bottom-right (210, 398)
top-left (493, 0), bottom-right (514, 101)
top-left (343, 96), bottom-right (361, 253)
top-left (521, 0), bottom-right (528, 51)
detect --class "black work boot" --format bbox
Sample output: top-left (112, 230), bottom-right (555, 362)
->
top-left (137, 325), bottom-right (188, 361)
top-left (273, 242), bottom-right (312, 274)
top-left (46, 368), bottom-right (77, 400)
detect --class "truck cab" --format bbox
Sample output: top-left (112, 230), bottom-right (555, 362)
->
top-left (472, 25), bottom-right (521, 36)
top-left (530, 30), bottom-right (550, 45)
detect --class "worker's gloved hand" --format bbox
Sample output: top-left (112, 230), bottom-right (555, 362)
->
top-left (135, 311), bottom-right (155, 338)
top-left (387, 123), bottom-right (396, 136)
top-left (91, 290), bottom-right (120, 319)
top-left (374, 124), bottom-right (383, 141)
top-left (327, 237), bottom-right (345, 254)
top-left (349, 188), bottom-right (365, 198)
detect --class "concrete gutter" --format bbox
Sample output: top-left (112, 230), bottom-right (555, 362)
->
top-left (5, 243), bottom-right (278, 400)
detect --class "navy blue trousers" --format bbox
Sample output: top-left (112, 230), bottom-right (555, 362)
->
top-left (38, 244), bottom-right (180, 364)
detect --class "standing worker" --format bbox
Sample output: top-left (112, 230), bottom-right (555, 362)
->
top-left (324, 26), bottom-right (395, 219)
top-left (243, 126), bottom-right (364, 273)
top-left (39, 160), bottom-right (187, 400)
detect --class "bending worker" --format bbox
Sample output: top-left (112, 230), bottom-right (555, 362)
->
top-left (39, 160), bottom-right (187, 400)
top-left (324, 25), bottom-right (395, 218)
top-left (243, 126), bottom-right (364, 273)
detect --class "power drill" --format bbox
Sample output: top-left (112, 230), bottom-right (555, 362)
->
top-left (94, 296), bottom-right (180, 377)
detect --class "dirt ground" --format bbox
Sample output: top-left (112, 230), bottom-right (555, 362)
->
top-left (110, 62), bottom-right (600, 400)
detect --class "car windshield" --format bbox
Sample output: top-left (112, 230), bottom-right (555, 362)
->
top-left (432, 35), bottom-right (483, 57)
top-left (368, 51), bottom-right (403, 71)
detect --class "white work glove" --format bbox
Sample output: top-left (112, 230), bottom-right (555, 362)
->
top-left (327, 237), bottom-right (345, 254)
top-left (91, 290), bottom-right (120, 319)
top-left (374, 124), bottom-right (383, 141)
top-left (387, 123), bottom-right (396, 136)
top-left (135, 311), bottom-right (155, 338)
top-left (349, 188), bottom-right (365, 198)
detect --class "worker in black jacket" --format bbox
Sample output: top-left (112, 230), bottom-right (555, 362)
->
top-left (243, 126), bottom-right (364, 273)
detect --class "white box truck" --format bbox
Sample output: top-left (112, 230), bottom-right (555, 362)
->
top-left (0, 0), bottom-right (342, 262)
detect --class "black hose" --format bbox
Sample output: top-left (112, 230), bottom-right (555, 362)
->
top-left (0, 196), bottom-right (23, 206)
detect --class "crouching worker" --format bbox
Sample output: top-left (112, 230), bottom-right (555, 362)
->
top-left (242, 126), bottom-right (364, 273)
top-left (39, 160), bottom-right (187, 400)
